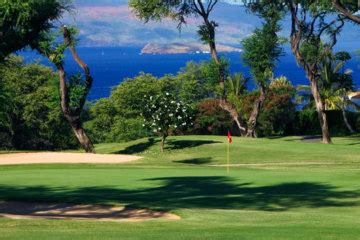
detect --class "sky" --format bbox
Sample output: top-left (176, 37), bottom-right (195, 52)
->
top-left (63, 0), bottom-right (360, 50)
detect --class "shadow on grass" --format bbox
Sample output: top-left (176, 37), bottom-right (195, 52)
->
top-left (115, 138), bottom-right (159, 154)
top-left (115, 139), bottom-right (221, 154)
top-left (341, 135), bottom-right (360, 146)
top-left (0, 177), bottom-right (358, 212)
top-left (174, 158), bottom-right (212, 165)
top-left (166, 140), bottom-right (221, 150)
top-left (282, 135), bottom-right (323, 143)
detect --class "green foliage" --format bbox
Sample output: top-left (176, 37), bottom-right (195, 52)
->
top-left (298, 50), bottom-right (357, 112)
top-left (197, 21), bottom-right (218, 45)
top-left (0, 0), bottom-right (71, 60)
top-left (258, 77), bottom-right (297, 136)
top-left (109, 117), bottom-right (150, 142)
top-left (242, 10), bottom-right (283, 85)
top-left (142, 92), bottom-right (193, 138)
top-left (0, 80), bottom-right (11, 127)
top-left (84, 98), bottom-right (116, 143)
top-left (85, 63), bottom-right (223, 143)
top-left (129, 0), bottom-right (218, 28)
top-left (193, 99), bottom-right (234, 135)
top-left (112, 73), bottom-right (163, 118)
top-left (0, 56), bottom-right (78, 150)
top-left (226, 73), bottom-right (249, 113)
top-left (67, 74), bottom-right (87, 110)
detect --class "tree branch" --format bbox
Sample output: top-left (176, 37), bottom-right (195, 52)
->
top-left (332, 0), bottom-right (360, 24)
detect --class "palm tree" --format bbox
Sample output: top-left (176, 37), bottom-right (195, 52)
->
top-left (297, 51), bottom-right (358, 133)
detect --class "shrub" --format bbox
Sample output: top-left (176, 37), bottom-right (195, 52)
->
top-left (142, 92), bottom-right (193, 151)
top-left (0, 57), bottom-right (78, 150)
top-left (193, 99), bottom-right (234, 135)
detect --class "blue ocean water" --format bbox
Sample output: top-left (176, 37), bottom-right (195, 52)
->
top-left (20, 47), bottom-right (360, 101)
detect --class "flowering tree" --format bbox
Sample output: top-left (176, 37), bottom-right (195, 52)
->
top-left (142, 92), bottom-right (193, 151)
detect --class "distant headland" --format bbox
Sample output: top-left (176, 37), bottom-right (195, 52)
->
top-left (141, 42), bottom-right (242, 55)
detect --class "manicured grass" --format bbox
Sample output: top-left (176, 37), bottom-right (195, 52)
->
top-left (1, 136), bottom-right (360, 239)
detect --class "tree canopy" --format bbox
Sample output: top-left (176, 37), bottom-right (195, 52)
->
top-left (0, 0), bottom-right (71, 60)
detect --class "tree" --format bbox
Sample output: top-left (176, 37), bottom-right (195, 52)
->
top-left (35, 26), bottom-right (95, 153)
top-left (245, 0), bottom-right (347, 143)
top-left (0, 0), bottom-right (70, 61)
top-left (260, 77), bottom-right (296, 136)
top-left (142, 92), bottom-right (193, 151)
top-left (297, 51), bottom-right (357, 134)
top-left (130, 0), bottom-right (248, 134)
top-left (0, 56), bottom-right (78, 150)
top-left (241, 9), bottom-right (284, 137)
top-left (285, 0), bottom-right (346, 144)
top-left (85, 73), bottom-right (162, 143)
top-left (0, 79), bottom-right (11, 134)
top-left (332, 0), bottom-right (360, 24)
top-left (130, 0), bottom-right (220, 62)
top-left (225, 73), bottom-right (249, 135)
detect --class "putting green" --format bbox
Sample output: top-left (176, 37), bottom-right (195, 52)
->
top-left (0, 135), bottom-right (360, 240)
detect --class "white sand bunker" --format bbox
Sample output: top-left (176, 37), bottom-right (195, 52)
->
top-left (0, 152), bottom-right (142, 165)
top-left (0, 202), bottom-right (180, 222)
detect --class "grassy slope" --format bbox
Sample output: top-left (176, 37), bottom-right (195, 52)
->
top-left (1, 135), bottom-right (360, 240)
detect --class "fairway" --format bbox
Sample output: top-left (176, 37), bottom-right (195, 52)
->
top-left (1, 136), bottom-right (360, 239)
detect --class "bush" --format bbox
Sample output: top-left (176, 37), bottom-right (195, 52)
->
top-left (142, 92), bottom-right (193, 150)
top-left (193, 99), bottom-right (234, 135)
top-left (86, 70), bottom-right (210, 143)
top-left (257, 81), bottom-right (297, 136)
top-left (0, 57), bottom-right (78, 150)
top-left (110, 117), bottom-right (151, 142)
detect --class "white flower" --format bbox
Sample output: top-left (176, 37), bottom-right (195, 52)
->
top-left (150, 96), bottom-right (153, 100)
top-left (169, 113), bottom-right (174, 117)
top-left (153, 129), bottom-right (157, 132)
top-left (171, 101), bottom-right (175, 104)
top-left (142, 124), bottom-right (145, 127)
top-left (166, 92), bottom-right (169, 96)
top-left (158, 127), bottom-right (161, 130)
top-left (182, 122), bottom-right (186, 126)
top-left (174, 125), bottom-right (177, 128)
top-left (177, 116), bottom-right (182, 120)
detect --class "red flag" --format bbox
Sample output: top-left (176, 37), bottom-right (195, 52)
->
top-left (227, 131), bottom-right (232, 144)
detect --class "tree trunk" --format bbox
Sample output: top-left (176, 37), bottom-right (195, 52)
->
top-left (342, 108), bottom-right (356, 134)
top-left (68, 117), bottom-right (95, 153)
top-left (219, 100), bottom-right (247, 136)
top-left (310, 80), bottom-right (332, 144)
top-left (161, 135), bottom-right (167, 152)
top-left (38, 26), bottom-right (96, 153)
top-left (246, 84), bottom-right (266, 137)
top-left (202, 18), bottom-right (246, 135)
top-left (288, 3), bottom-right (332, 144)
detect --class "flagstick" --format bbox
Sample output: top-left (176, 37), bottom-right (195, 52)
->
top-left (227, 141), bottom-right (230, 174)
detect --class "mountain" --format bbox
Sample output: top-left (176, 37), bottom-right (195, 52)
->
top-left (67, 1), bottom-right (359, 50)
top-left (141, 42), bottom-right (242, 54)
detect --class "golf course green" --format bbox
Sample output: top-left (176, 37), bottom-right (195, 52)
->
top-left (1, 135), bottom-right (360, 239)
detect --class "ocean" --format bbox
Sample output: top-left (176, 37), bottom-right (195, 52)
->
top-left (20, 47), bottom-right (360, 101)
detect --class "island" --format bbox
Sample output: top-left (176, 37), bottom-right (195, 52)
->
top-left (141, 42), bottom-right (242, 55)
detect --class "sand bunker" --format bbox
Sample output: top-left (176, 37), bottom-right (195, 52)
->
top-left (0, 202), bottom-right (180, 222)
top-left (0, 152), bottom-right (142, 165)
